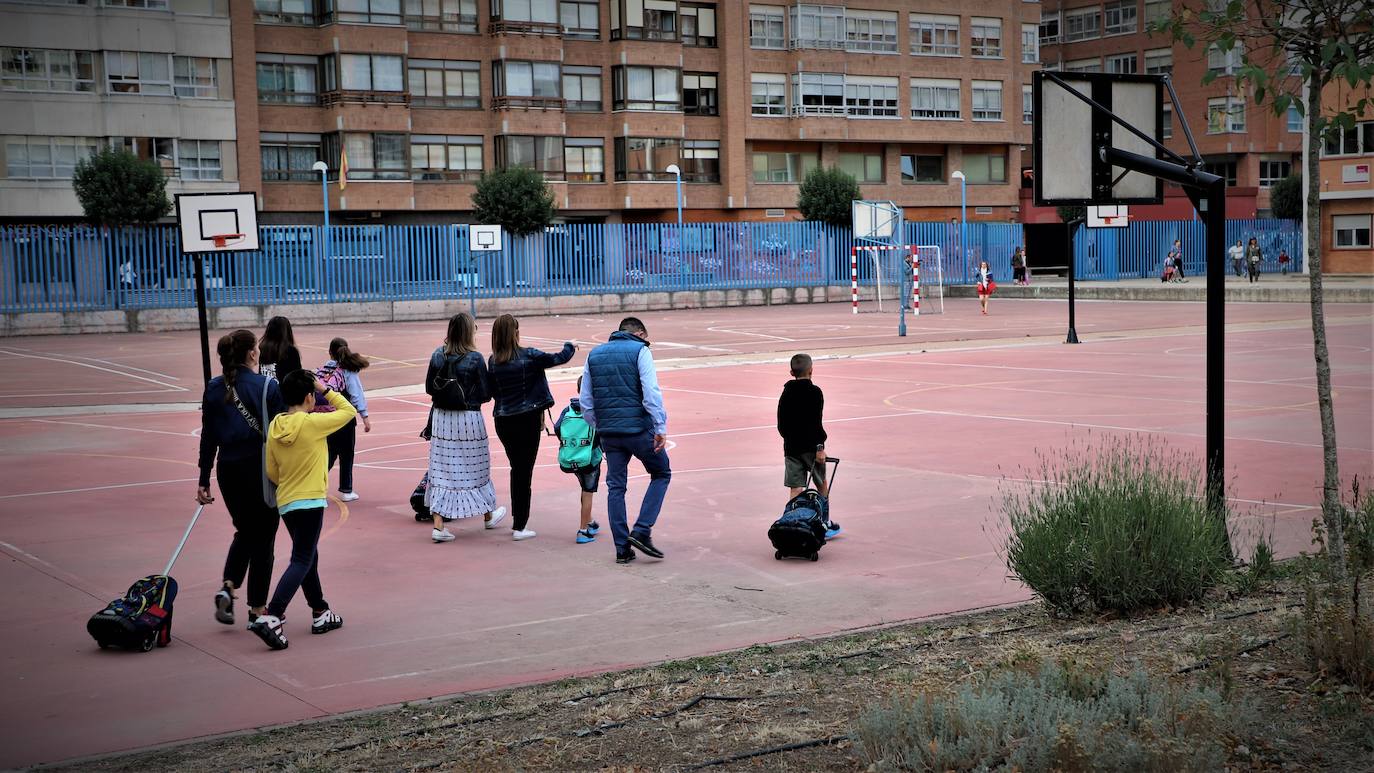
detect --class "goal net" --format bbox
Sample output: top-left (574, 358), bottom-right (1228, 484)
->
top-left (849, 245), bottom-right (944, 315)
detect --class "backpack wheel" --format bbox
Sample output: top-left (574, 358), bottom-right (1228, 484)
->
top-left (139, 635), bottom-right (157, 652)
top-left (774, 550), bottom-right (783, 560)
top-left (808, 553), bottom-right (819, 562)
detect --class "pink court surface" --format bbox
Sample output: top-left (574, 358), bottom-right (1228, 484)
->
top-left (1, 297), bottom-right (1371, 768)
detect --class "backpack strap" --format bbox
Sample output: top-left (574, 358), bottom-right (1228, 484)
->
top-left (229, 385), bottom-right (263, 436)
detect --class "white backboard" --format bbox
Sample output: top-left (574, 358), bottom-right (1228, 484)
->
top-left (176, 192), bottom-right (260, 253)
top-left (470, 224), bottom-right (503, 252)
top-left (1088, 205), bottom-right (1130, 228)
top-left (852, 200), bottom-right (900, 240)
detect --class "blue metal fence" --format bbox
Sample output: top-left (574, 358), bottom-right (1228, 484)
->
top-left (0, 219), bottom-right (1301, 314)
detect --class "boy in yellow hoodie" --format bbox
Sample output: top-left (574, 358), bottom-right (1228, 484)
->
top-left (249, 369), bottom-right (357, 650)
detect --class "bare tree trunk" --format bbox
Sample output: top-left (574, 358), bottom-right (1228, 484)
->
top-left (1306, 72), bottom-right (1345, 577)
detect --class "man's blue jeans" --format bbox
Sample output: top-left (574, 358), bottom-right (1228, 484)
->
top-left (602, 431), bottom-right (672, 553)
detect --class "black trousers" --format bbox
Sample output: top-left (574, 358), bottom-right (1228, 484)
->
top-left (216, 456), bottom-right (280, 609)
top-left (327, 417), bottom-right (357, 493)
top-left (266, 506), bottom-right (327, 619)
top-left (494, 409), bottom-right (543, 531)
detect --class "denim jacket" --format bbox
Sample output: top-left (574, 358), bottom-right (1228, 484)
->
top-left (425, 348), bottom-right (491, 411)
top-left (488, 342), bottom-right (575, 418)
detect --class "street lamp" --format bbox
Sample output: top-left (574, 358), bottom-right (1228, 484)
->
top-left (665, 164), bottom-right (684, 269)
top-left (312, 161), bottom-right (331, 297)
top-left (951, 170), bottom-right (967, 277)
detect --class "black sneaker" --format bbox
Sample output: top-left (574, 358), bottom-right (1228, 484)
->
top-left (214, 589), bottom-right (234, 625)
top-left (248, 614), bottom-right (289, 650)
top-left (626, 533), bottom-right (664, 559)
top-left (615, 549), bottom-right (637, 564)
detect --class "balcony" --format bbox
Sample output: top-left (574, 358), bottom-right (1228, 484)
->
top-left (489, 19), bottom-right (563, 36)
top-left (492, 95), bottom-right (565, 111)
top-left (320, 90), bottom-right (409, 107)
top-left (412, 170), bottom-right (482, 182)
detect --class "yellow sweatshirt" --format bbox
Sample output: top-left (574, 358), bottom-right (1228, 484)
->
top-left (266, 390), bottom-right (357, 508)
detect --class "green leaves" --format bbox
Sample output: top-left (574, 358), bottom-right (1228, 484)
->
top-left (1270, 174), bottom-right (1302, 220)
top-left (796, 166), bottom-right (860, 228)
top-left (70, 148), bottom-right (172, 227)
top-left (471, 166), bottom-right (557, 238)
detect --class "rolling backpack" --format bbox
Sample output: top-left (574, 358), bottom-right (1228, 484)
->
top-left (87, 505), bottom-right (204, 652)
top-left (557, 406), bottom-right (603, 472)
top-left (411, 473), bottom-right (431, 522)
top-left (768, 457), bottom-right (840, 562)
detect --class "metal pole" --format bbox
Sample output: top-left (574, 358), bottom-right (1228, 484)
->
top-left (960, 178), bottom-right (967, 278)
top-left (1203, 180), bottom-right (1226, 522)
top-left (193, 252), bottom-right (212, 385)
top-left (675, 171), bottom-right (684, 288)
top-left (320, 169), bottom-right (331, 301)
top-left (1066, 219), bottom-right (1082, 344)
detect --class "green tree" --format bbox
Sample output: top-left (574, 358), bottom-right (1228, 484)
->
top-left (472, 166), bottom-right (556, 237)
top-left (1057, 205), bottom-right (1087, 224)
top-left (1154, 0), bottom-right (1373, 576)
top-left (1270, 174), bottom-right (1302, 220)
top-left (797, 166), bottom-right (861, 227)
top-left (70, 148), bottom-right (172, 226)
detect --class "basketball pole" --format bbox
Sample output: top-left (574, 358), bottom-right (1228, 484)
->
top-left (192, 252), bottom-right (211, 385)
top-left (1065, 217), bottom-right (1083, 344)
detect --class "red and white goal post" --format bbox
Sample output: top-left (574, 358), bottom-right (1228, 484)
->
top-left (850, 245), bottom-right (944, 316)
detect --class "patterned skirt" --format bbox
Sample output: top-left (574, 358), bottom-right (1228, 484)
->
top-left (425, 408), bottom-right (498, 520)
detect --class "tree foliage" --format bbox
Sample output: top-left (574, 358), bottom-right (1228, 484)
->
top-left (1057, 205), bottom-right (1087, 224)
top-left (472, 166), bottom-right (556, 237)
top-left (797, 166), bottom-right (861, 228)
top-left (1270, 174), bottom-right (1303, 220)
top-left (70, 148), bottom-right (172, 226)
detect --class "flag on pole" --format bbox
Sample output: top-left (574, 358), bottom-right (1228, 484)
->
top-left (339, 147), bottom-right (348, 191)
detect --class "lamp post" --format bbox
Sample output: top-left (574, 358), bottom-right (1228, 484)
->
top-left (312, 160), bottom-right (331, 299)
top-left (951, 170), bottom-right (967, 278)
top-left (665, 163), bottom-right (684, 279)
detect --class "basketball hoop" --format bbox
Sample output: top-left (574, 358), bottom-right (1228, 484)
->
top-left (210, 233), bottom-right (244, 248)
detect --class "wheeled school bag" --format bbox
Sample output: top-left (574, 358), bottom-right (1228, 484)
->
top-left (557, 406), bottom-right (602, 472)
top-left (768, 457), bottom-right (839, 562)
top-left (87, 505), bottom-right (204, 652)
top-left (412, 473), bottom-right (431, 522)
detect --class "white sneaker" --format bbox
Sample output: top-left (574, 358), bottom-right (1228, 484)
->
top-left (512, 529), bottom-right (537, 541)
top-left (311, 608), bottom-right (343, 634)
top-left (339, 491), bottom-right (360, 502)
top-left (432, 528), bottom-right (456, 543)
top-left (484, 506), bottom-right (508, 530)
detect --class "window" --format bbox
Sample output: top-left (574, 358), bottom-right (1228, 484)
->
top-left (1063, 7), bottom-right (1100, 41)
top-left (971, 81), bottom-right (1002, 121)
top-left (564, 137), bottom-right (604, 182)
top-left (411, 134), bottom-right (482, 180)
top-left (109, 136), bottom-right (175, 173)
top-left (4, 136), bottom-right (98, 178)
top-left (1162, 104), bottom-right (1173, 138)
top-left (1203, 158), bottom-right (1238, 185)
top-left (790, 4), bottom-right (845, 49)
top-left (1022, 84), bottom-right (1032, 124)
top-left (257, 54), bottom-right (319, 104)
top-left (261, 132), bottom-right (322, 180)
top-left (1106, 53), bottom-right (1137, 74)
top-left (1207, 42), bottom-right (1242, 75)
top-left (612, 65), bottom-right (679, 111)
top-left (751, 73), bottom-right (786, 116)
top-left (846, 9), bottom-right (898, 54)
top-left (255, 0), bottom-right (316, 25)
top-left (792, 72), bottom-right (844, 115)
top-left (105, 51), bottom-right (171, 95)
top-left (614, 137), bottom-right (681, 181)
top-left (839, 151), bottom-right (883, 182)
top-left (1038, 11), bottom-right (1058, 45)
top-left (1321, 122), bottom-right (1373, 156)
top-left (1144, 48), bottom-right (1172, 75)
top-left (683, 72), bottom-right (718, 116)
top-left (560, 0), bottom-right (600, 37)
top-left (970, 17), bottom-right (1002, 58)
top-left (173, 57), bottom-right (218, 98)
top-left (495, 135), bottom-right (564, 179)
top-left (1286, 105), bottom-right (1301, 133)
top-left (343, 133), bottom-right (408, 180)
top-left (493, 60), bottom-right (562, 107)
top-left (900, 153), bottom-right (943, 183)
top-left (104, 0), bottom-right (169, 7)
top-left (1104, 0), bottom-right (1137, 35)
top-left (1021, 23), bottom-right (1038, 63)
top-left (1258, 157), bottom-right (1292, 187)
top-left (612, 0), bottom-right (678, 40)
top-left (963, 151), bottom-right (1006, 184)
top-left (1065, 57), bottom-right (1102, 73)
top-left (406, 0), bottom-right (478, 32)
top-left (910, 14), bottom-right (959, 56)
top-left (682, 139), bottom-right (720, 182)
top-left (749, 4), bottom-right (785, 49)
top-left (1, 48), bottom-right (95, 93)
top-left (910, 78), bottom-right (960, 119)
top-left (1207, 96), bottom-right (1245, 133)
top-left (327, 0), bottom-right (402, 24)
top-left (492, 0), bottom-right (559, 25)
top-left (1334, 214), bottom-right (1372, 249)
top-left (1144, 0), bottom-right (1170, 24)
top-left (751, 150), bottom-right (818, 182)
top-left (562, 65), bottom-right (601, 111)
top-left (330, 53), bottom-right (404, 93)
top-left (409, 59), bottom-right (480, 108)
top-left (178, 140), bottom-right (222, 180)
top-left (844, 76), bottom-right (898, 117)
top-left (682, 3), bottom-right (716, 46)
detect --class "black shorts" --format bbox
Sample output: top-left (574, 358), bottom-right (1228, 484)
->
top-left (573, 466), bottom-right (601, 493)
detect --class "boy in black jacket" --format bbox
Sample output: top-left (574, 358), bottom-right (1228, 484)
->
top-left (777, 353), bottom-right (840, 537)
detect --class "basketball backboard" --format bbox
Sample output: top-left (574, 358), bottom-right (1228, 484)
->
top-left (175, 192), bottom-right (260, 253)
top-left (852, 200), bottom-right (901, 240)
top-left (1033, 72), bottom-right (1164, 207)
top-left (470, 224), bottom-right (503, 252)
top-left (1088, 205), bottom-right (1130, 228)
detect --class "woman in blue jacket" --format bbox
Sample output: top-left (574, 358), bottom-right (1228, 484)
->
top-left (488, 314), bottom-right (576, 541)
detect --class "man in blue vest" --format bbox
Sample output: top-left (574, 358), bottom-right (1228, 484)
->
top-left (578, 317), bottom-right (670, 564)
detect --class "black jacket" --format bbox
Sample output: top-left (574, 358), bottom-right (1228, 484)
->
top-left (488, 342), bottom-right (575, 417)
top-left (259, 344), bottom-right (302, 381)
top-left (777, 379), bottom-right (827, 457)
top-left (425, 348), bottom-right (491, 411)
top-left (198, 367), bottom-right (286, 486)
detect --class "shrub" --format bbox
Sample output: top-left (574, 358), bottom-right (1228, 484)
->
top-left (856, 660), bottom-right (1237, 772)
top-left (1001, 435), bottom-right (1231, 615)
top-left (71, 148), bottom-right (172, 226)
top-left (472, 166), bottom-right (556, 237)
top-left (1302, 479), bottom-right (1374, 692)
top-left (1270, 174), bottom-right (1302, 221)
top-left (797, 166), bottom-right (860, 228)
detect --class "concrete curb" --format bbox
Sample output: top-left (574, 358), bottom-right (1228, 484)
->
top-left (943, 283), bottom-right (1373, 303)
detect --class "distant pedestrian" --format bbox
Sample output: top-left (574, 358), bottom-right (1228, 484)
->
top-left (1246, 237), bottom-right (1263, 283)
top-left (1228, 240), bottom-right (1245, 277)
top-left (1278, 249), bottom-right (1291, 274)
top-left (1169, 239), bottom-right (1187, 281)
top-left (259, 316), bottom-right (302, 381)
top-left (777, 353), bottom-right (840, 538)
top-left (975, 260), bottom-right (995, 315)
top-left (320, 337), bottom-right (370, 502)
top-left (1011, 246), bottom-right (1026, 285)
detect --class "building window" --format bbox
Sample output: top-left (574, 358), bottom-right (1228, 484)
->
top-left (411, 134), bottom-right (481, 180)
top-left (104, 0), bottom-right (169, 8)
top-left (108, 136), bottom-right (176, 175)
top-left (4, 135), bottom-right (99, 178)
top-left (1207, 96), bottom-right (1245, 133)
top-left (559, 0), bottom-right (599, 38)
top-left (1207, 43), bottom-right (1242, 75)
top-left (1286, 105), bottom-right (1301, 133)
top-left (564, 137), bottom-right (604, 182)
top-left (257, 54), bottom-right (318, 103)
top-left (1258, 158), bottom-right (1292, 187)
top-left (611, 0), bottom-right (678, 41)
top-left (1065, 58), bottom-right (1102, 73)
top-left (790, 4), bottom-right (845, 50)
top-left (1144, 0), bottom-right (1170, 24)
top-left (910, 14), bottom-right (960, 57)
top-left (963, 151), bottom-right (1007, 184)
top-left (1334, 214), bottom-right (1372, 249)
top-left (839, 151), bottom-right (882, 183)
top-left (173, 57), bottom-right (218, 98)
top-left (327, 53), bottom-right (405, 96)
top-left (408, 59), bottom-right (479, 108)
top-left (1144, 48), bottom-right (1172, 75)
top-left (900, 153), bottom-right (943, 183)
top-left (1203, 158), bottom-right (1238, 185)
top-left (1162, 105), bottom-right (1173, 139)
top-left (1104, 0), bottom-right (1137, 35)
top-left (1, 48), bottom-right (95, 93)
top-left (971, 81), bottom-right (1002, 121)
top-left (614, 137), bottom-right (681, 181)
top-left (1063, 7), bottom-right (1101, 41)
top-left (406, 0), bottom-right (478, 32)
top-left (1022, 84), bottom-right (1032, 124)
top-left (1038, 11), bottom-right (1058, 45)
top-left (261, 132), bottom-right (322, 181)
top-left (910, 78), bottom-right (960, 120)
top-left (105, 51), bottom-right (171, 95)
top-left (1021, 23), bottom-right (1038, 63)
top-left (178, 140), bottom-right (222, 180)
top-left (751, 73), bottom-right (786, 116)
top-left (491, 0), bottom-right (559, 29)
top-left (255, 0), bottom-right (317, 25)
top-left (681, 3), bottom-right (716, 46)
top-left (1106, 53), bottom-right (1137, 74)
top-left (493, 60), bottom-right (562, 108)
top-left (612, 65), bottom-right (679, 111)
top-left (682, 139), bottom-right (720, 182)
top-left (970, 17), bottom-right (1002, 58)
top-left (495, 135), bottom-right (564, 179)
top-left (1321, 121), bottom-right (1373, 156)
top-left (325, 0), bottom-right (402, 24)
top-left (844, 76), bottom-right (899, 118)
top-left (791, 72), bottom-right (844, 116)
top-left (751, 150), bottom-right (817, 182)
top-left (562, 65), bottom-right (602, 111)
top-left (749, 4), bottom-right (785, 49)
top-left (683, 72), bottom-right (718, 116)
top-left (342, 133), bottom-right (408, 180)
top-left (846, 9), bottom-right (898, 54)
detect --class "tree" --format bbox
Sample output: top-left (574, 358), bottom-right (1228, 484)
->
top-left (472, 166), bottom-right (556, 237)
top-left (797, 166), bottom-right (860, 227)
top-left (1154, 0), bottom-right (1373, 575)
top-left (71, 148), bottom-right (172, 226)
top-left (1057, 205), bottom-right (1087, 224)
top-left (1270, 173), bottom-right (1303, 220)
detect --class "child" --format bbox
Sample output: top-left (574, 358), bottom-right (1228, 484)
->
top-left (1278, 249), bottom-right (1291, 275)
top-left (554, 376), bottom-right (603, 544)
top-left (320, 337), bottom-right (370, 502)
top-left (249, 369), bottom-right (356, 651)
top-left (776, 353), bottom-right (840, 538)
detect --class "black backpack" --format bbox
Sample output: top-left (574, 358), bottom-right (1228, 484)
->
top-left (430, 354), bottom-right (469, 411)
top-left (411, 473), bottom-right (431, 522)
top-left (87, 575), bottom-right (178, 652)
top-left (768, 491), bottom-right (829, 561)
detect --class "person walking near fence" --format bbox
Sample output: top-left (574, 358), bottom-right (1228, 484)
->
top-left (1168, 239), bottom-right (1187, 282)
top-left (1228, 240), bottom-right (1245, 277)
top-left (579, 317), bottom-right (671, 565)
top-left (320, 337), bottom-right (371, 502)
top-left (488, 314), bottom-right (576, 542)
top-left (975, 261), bottom-right (995, 315)
top-left (259, 316), bottom-right (302, 381)
top-left (1278, 249), bottom-right (1291, 274)
top-left (1011, 247), bottom-right (1026, 286)
top-left (424, 313), bottom-right (506, 543)
top-left (1246, 237), bottom-right (1263, 283)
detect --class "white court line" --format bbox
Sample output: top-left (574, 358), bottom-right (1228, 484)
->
top-left (3, 347), bottom-right (182, 381)
top-left (31, 418), bottom-right (195, 437)
top-left (0, 389), bottom-right (182, 399)
top-left (0, 348), bottom-right (187, 391)
top-left (0, 477), bottom-right (198, 500)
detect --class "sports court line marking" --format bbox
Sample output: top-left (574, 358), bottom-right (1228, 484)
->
top-left (0, 477), bottom-right (198, 500)
top-left (350, 600), bottom-right (632, 651)
top-left (30, 418), bottom-right (195, 437)
top-left (0, 348), bottom-right (187, 391)
top-left (2, 347), bottom-right (183, 381)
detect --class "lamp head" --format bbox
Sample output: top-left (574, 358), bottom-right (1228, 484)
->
top-left (665, 164), bottom-right (682, 176)
top-left (312, 161), bottom-right (328, 173)
top-left (951, 170), bottom-right (966, 180)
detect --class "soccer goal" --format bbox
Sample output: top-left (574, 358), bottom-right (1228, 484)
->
top-left (849, 244), bottom-right (944, 315)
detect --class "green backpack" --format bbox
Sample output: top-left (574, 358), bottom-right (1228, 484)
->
top-left (557, 407), bottom-right (602, 472)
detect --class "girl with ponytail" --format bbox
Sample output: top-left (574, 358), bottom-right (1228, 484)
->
top-left (258, 316), bottom-right (302, 381)
top-left (320, 337), bottom-right (370, 502)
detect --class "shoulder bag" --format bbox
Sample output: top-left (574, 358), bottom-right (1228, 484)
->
top-left (229, 380), bottom-right (278, 508)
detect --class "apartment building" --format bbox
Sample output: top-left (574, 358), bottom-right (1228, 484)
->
top-left (233, 0), bottom-right (1040, 224)
top-left (1317, 82), bottom-right (1372, 274)
top-left (0, 0), bottom-right (240, 220)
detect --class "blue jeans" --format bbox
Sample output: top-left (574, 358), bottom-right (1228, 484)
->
top-left (602, 431), bottom-right (671, 552)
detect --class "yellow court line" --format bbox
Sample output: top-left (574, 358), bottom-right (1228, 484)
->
top-left (322, 496), bottom-right (350, 541)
